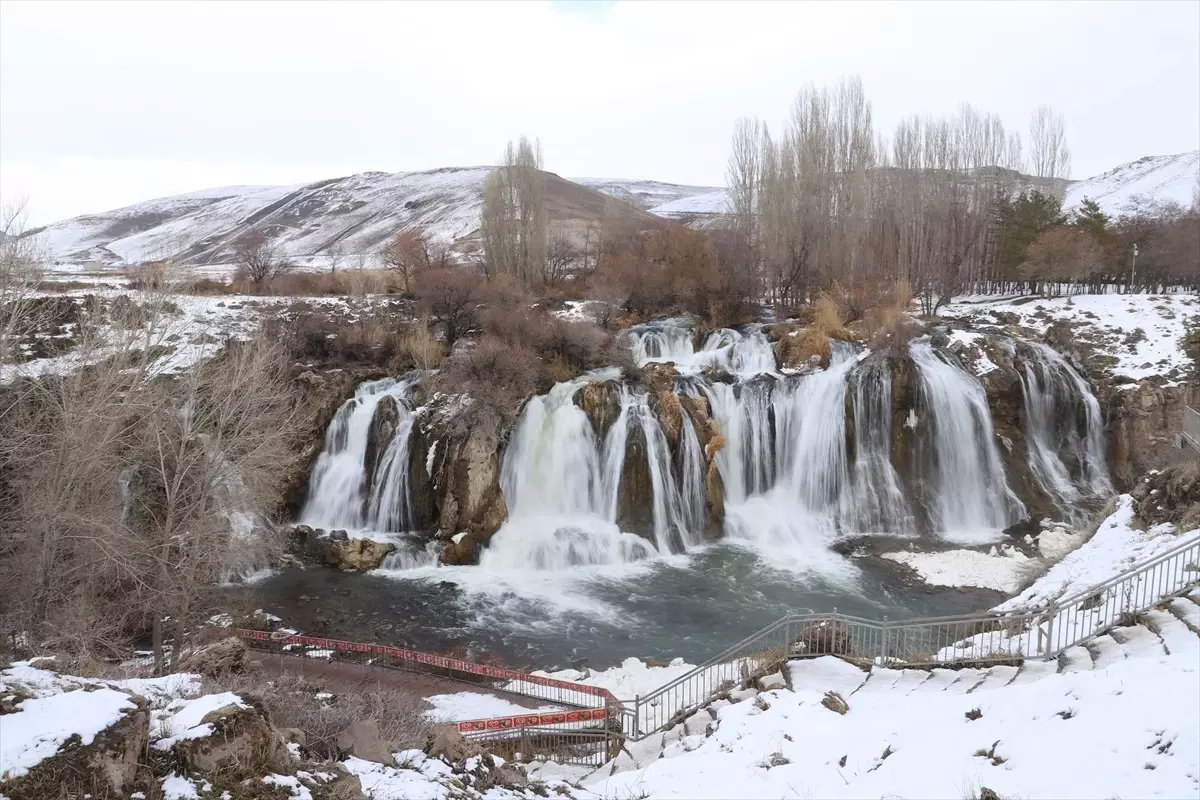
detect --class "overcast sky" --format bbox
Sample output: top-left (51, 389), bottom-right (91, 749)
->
top-left (2, 0), bottom-right (1198, 225)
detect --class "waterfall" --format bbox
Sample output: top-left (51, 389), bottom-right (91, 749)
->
top-left (1020, 342), bottom-right (1112, 513)
top-left (909, 339), bottom-right (1024, 541)
top-left (626, 322), bottom-right (777, 378)
top-left (845, 358), bottom-right (915, 535)
top-left (481, 373), bottom-right (706, 570)
top-left (773, 342), bottom-right (857, 511)
top-left (300, 376), bottom-right (419, 533)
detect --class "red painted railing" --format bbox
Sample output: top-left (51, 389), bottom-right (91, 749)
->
top-left (229, 628), bottom-right (621, 735)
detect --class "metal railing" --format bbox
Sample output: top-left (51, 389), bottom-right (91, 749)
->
top-left (1182, 406), bottom-right (1200, 454)
top-left (622, 533), bottom-right (1200, 739)
top-left (462, 726), bottom-right (618, 768)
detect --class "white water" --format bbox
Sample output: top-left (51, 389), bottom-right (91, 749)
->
top-left (300, 375), bottom-right (420, 533)
top-left (626, 322), bottom-right (777, 378)
top-left (1020, 342), bottom-right (1112, 515)
top-left (909, 339), bottom-right (1025, 542)
top-left (481, 373), bottom-right (661, 570)
top-left (845, 358), bottom-right (916, 535)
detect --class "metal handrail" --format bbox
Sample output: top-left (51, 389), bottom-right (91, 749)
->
top-left (624, 532), bottom-right (1200, 739)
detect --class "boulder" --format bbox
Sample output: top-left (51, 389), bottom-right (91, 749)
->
top-left (425, 725), bottom-right (482, 763)
top-left (364, 394), bottom-right (401, 493)
top-left (337, 719), bottom-right (393, 765)
top-left (179, 637), bottom-right (247, 678)
top-left (821, 691), bottom-right (849, 715)
top-left (320, 536), bottom-right (396, 572)
top-left (2, 695), bottom-right (149, 800)
top-left (172, 702), bottom-right (290, 779)
top-left (793, 620), bottom-right (852, 656)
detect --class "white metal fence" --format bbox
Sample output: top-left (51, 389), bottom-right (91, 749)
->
top-left (621, 533), bottom-right (1200, 739)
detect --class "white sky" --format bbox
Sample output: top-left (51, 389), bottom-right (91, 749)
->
top-left (2, 0), bottom-right (1198, 226)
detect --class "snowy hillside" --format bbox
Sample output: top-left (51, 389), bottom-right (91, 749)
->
top-left (1064, 150), bottom-right (1199, 216)
top-left (647, 188), bottom-right (731, 219)
top-left (572, 178), bottom-right (720, 212)
top-left (36, 168), bottom-right (665, 267)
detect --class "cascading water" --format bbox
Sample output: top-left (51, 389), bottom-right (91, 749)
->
top-left (845, 358), bottom-right (916, 535)
top-left (300, 375), bottom-right (420, 533)
top-left (625, 322), bottom-right (777, 378)
top-left (481, 369), bottom-right (709, 570)
top-left (1019, 342), bottom-right (1112, 514)
top-left (909, 339), bottom-right (1024, 542)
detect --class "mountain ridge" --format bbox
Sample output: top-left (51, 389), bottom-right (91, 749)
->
top-left (33, 152), bottom-right (1197, 267)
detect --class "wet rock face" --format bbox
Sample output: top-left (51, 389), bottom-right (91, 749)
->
top-left (364, 393), bottom-right (400, 495)
top-left (1107, 382), bottom-right (1200, 489)
top-left (577, 380), bottom-right (621, 440)
top-left (617, 421), bottom-right (654, 535)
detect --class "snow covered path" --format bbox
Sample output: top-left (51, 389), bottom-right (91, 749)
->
top-left (587, 594), bottom-right (1200, 800)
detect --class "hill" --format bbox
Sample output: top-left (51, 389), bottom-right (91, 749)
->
top-left (1063, 150), bottom-right (1199, 216)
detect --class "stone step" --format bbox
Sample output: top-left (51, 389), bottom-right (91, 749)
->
top-left (786, 657), bottom-right (868, 697)
top-left (1143, 609), bottom-right (1199, 656)
top-left (1057, 645), bottom-right (1095, 673)
top-left (888, 669), bottom-right (933, 695)
top-left (942, 667), bottom-right (987, 695)
top-left (967, 664), bottom-right (1019, 692)
top-left (1008, 659), bottom-right (1059, 685)
top-left (853, 667), bottom-right (907, 695)
top-left (1085, 633), bottom-right (1126, 670)
top-left (1167, 597), bottom-right (1200, 634)
top-left (917, 668), bottom-right (965, 693)
top-left (1110, 623), bottom-right (1168, 659)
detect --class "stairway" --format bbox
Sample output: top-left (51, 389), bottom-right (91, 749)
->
top-left (594, 592), bottom-right (1200, 779)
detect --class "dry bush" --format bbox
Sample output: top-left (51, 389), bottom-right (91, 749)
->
top-left (401, 321), bottom-right (444, 370)
top-left (415, 267), bottom-right (485, 351)
top-left (266, 308), bottom-right (410, 370)
top-left (183, 277), bottom-right (236, 295)
top-left (0, 313), bottom-right (312, 667)
top-left (215, 671), bottom-right (431, 760)
top-left (431, 335), bottom-right (547, 434)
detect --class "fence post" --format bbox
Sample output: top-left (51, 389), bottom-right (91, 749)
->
top-left (880, 616), bottom-right (889, 665)
top-left (1042, 604), bottom-right (1056, 661)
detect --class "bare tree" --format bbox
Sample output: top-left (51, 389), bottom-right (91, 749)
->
top-left (1, 199), bottom-right (49, 365)
top-left (326, 242), bottom-right (345, 275)
top-left (233, 231), bottom-right (287, 286)
top-left (481, 136), bottom-right (548, 283)
top-left (380, 228), bottom-right (449, 292)
top-left (544, 231), bottom-right (578, 285)
top-left (414, 268), bottom-right (481, 351)
top-left (1029, 105), bottom-right (1072, 185)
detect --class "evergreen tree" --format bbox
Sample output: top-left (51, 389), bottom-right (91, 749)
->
top-left (995, 190), bottom-right (1064, 282)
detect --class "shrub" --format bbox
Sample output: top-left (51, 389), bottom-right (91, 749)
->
top-left (216, 671), bottom-right (430, 760)
top-left (401, 322), bottom-right (444, 370)
top-left (431, 335), bottom-right (546, 434)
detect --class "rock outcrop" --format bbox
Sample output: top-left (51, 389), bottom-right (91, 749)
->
top-left (1, 695), bottom-right (150, 800)
top-left (292, 525), bottom-right (396, 571)
top-left (170, 701), bottom-right (291, 779)
top-left (179, 637), bottom-right (248, 678)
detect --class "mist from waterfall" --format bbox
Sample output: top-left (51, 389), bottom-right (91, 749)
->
top-left (909, 339), bottom-right (1025, 542)
top-left (300, 375), bottom-right (420, 533)
top-left (1019, 342), bottom-right (1112, 516)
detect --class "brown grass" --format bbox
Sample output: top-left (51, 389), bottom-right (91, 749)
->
top-left (401, 322), bottom-right (444, 370)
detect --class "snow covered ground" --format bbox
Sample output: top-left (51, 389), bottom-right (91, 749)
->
top-left (588, 623), bottom-right (1200, 800)
top-left (940, 292), bottom-right (1198, 385)
top-left (422, 692), bottom-right (558, 723)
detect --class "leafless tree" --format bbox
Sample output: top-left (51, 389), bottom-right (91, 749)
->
top-left (544, 231), bottom-right (578, 285)
top-left (1029, 105), bottom-right (1071, 185)
top-left (380, 228), bottom-right (450, 292)
top-left (0, 292), bottom-right (309, 668)
top-left (414, 267), bottom-right (481, 351)
top-left (0, 198), bottom-right (49, 365)
top-left (326, 242), bottom-right (345, 275)
top-left (481, 136), bottom-right (548, 283)
top-left (233, 231), bottom-right (287, 286)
